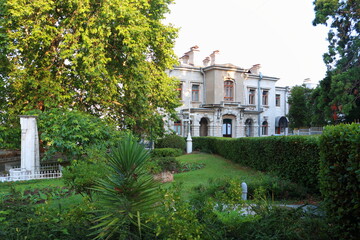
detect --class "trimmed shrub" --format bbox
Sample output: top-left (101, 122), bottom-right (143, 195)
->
top-left (193, 136), bottom-right (320, 192)
top-left (319, 123), bottom-right (360, 239)
top-left (151, 148), bottom-right (182, 158)
top-left (155, 134), bottom-right (186, 150)
top-left (149, 157), bottom-right (181, 173)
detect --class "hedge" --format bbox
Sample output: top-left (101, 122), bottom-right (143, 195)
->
top-left (319, 123), bottom-right (360, 239)
top-left (155, 134), bottom-right (186, 151)
top-left (193, 136), bottom-right (320, 192)
top-left (151, 148), bottom-right (183, 158)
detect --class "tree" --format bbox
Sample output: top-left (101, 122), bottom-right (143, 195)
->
top-left (287, 85), bottom-right (313, 128)
top-left (0, 0), bottom-right (180, 137)
top-left (313, 0), bottom-right (360, 122)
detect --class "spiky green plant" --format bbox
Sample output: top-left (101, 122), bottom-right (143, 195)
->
top-left (91, 135), bottom-right (160, 240)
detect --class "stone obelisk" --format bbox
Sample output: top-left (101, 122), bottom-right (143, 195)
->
top-left (20, 116), bottom-right (40, 173)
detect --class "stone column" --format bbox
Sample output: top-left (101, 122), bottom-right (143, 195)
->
top-left (20, 116), bottom-right (40, 173)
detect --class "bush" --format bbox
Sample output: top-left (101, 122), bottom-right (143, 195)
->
top-left (37, 108), bottom-right (124, 161)
top-left (0, 114), bottom-right (21, 150)
top-left (319, 123), bottom-right (360, 239)
top-left (193, 136), bottom-right (320, 192)
top-left (148, 156), bottom-right (181, 174)
top-left (62, 160), bottom-right (108, 200)
top-left (151, 148), bottom-right (182, 158)
top-left (155, 134), bottom-right (186, 150)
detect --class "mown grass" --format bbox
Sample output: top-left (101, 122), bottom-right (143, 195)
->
top-left (172, 152), bottom-right (267, 199)
top-left (0, 153), bottom-right (309, 205)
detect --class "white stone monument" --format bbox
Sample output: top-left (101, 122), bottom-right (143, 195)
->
top-left (20, 115), bottom-right (40, 174)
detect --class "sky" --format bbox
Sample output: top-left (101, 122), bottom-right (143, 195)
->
top-left (164, 0), bottom-right (330, 87)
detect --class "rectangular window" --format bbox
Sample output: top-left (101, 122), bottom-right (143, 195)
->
top-left (192, 84), bottom-right (199, 101)
top-left (176, 83), bottom-right (182, 99)
top-left (276, 94), bottom-right (281, 107)
top-left (174, 121), bottom-right (182, 135)
top-left (249, 89), bottom-right (255, 105)
top-left (262, 90), bottom-right (269, 106)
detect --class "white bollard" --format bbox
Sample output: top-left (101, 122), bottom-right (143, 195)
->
top-left (186, 134), bottom-right (192, 154)
top-left (241, 182), bottom-right (248, 200)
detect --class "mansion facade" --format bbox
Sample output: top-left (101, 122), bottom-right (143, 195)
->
top-left (166, 46), bottom-right (289, 138)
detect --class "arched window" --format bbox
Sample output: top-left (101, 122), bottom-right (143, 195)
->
top-left (262, 121), bottom-right (268, 136)
top-left (224, 80), bottom-right (234, 101)
top-left (222, 119), bottom-right (232, 137)
top-left (245, 119), bottom-right (253, 137)
top-left (200, 118), bottom-right (208, 136)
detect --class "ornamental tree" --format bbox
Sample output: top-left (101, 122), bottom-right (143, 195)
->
top-left (0, 0), bottom-right (180, 136)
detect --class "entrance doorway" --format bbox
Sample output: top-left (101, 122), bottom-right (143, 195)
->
top-left (222, 119), bottom-right (232, 137)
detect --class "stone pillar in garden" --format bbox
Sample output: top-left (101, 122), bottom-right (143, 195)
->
top-left (20, 115), bottom-right (40, 173)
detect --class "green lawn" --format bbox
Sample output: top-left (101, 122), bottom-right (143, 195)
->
top-left (173, 153), bottom-right (267, 198)
top-left (0, 153), bottom-right (307, 205)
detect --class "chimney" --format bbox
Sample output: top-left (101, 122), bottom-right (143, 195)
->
top-left (203, 57), bottom-right (210, 67)
top-left (179, 54), bottom-right (189, 65)
top-left (183, 45), bottom-right (200, 66)
top-left (249, 64), bottom-right (261, 75)
top-left (210, 50), bottom-right (219, 65)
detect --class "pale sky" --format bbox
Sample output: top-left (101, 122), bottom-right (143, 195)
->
top-left (164, 0), bottom-right (330, 87)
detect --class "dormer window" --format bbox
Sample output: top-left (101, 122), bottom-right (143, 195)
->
top-left (224, 80), bottom-right (234, 101)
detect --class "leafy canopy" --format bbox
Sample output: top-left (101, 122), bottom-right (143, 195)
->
top-left (312, 0), bottom-right (360, 122)
top-left (0, 0), bottom-right (180, 137)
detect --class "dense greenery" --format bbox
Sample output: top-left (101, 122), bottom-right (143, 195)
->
top-left (0, 0), bottom-right (180, 138)
top-left (193, 136), bottom-right (320, 192)
top-left (287, 85), bottom-right (313, 128)
top-left (155, 134), bottom-right (186, 150)
top-left (91, 135), bottom-right (161, 239)
top-left (319, 123), bottom-right (360, 239)
top-left (151, 147), bottom-right (183, 158)
top-left (0, 151), bottom-right (334, 239)
top-left (312, 0), bottom-right (360, 123)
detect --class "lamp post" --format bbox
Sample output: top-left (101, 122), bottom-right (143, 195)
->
top-left (186, 87), bottom-right (192, 153)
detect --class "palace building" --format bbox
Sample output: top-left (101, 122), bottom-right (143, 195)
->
top-left (166, 46), bottom-right (289, 138)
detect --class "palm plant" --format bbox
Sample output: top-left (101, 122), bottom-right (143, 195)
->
top-left (91, 135), bottom-right (160, 240)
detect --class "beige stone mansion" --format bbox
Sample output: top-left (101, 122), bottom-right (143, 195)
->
top-left (166, 46), bottom-right (290, 138)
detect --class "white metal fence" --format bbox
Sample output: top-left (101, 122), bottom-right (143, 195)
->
top-left (0, 165), bottom-right (62, 182)
top-left (293, 127), bottom-right (323, 135)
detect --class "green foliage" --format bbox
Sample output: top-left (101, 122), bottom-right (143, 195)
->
top-left (155, 134), bottom-right (186, 150)
top-left (0, 186), bottom-right (93, 240)
top-left (313, 0), bottom-right (359, 70)
top-left (287, 85), bottom-right (313, 128)
top-left (37, 109), bottom-right (123, 160)
top-left (0, 114), bottom-right (21, 149)
top-left (179, 162), bottom-right (206, 173)
top-left (62, 160), bottom-right (108, 200)
top-left (193, 136), bottom-right (320, 192)
top-left (319, 123), bottom-right (360, 239)
top-left (147, 184), bottom-right (205, 240)
top-left (91, 135), bottom-right (161, 240)
top-left (0, 0), bottom-right (180, 138)
top-left (151, 147), bottom-right (183, 158)
top-left (312, 0), bottom-right (360, 122)
top-left (153, 156), bottom-right (180, 173)
top-left (190, 178), bottom-right (244, 210)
